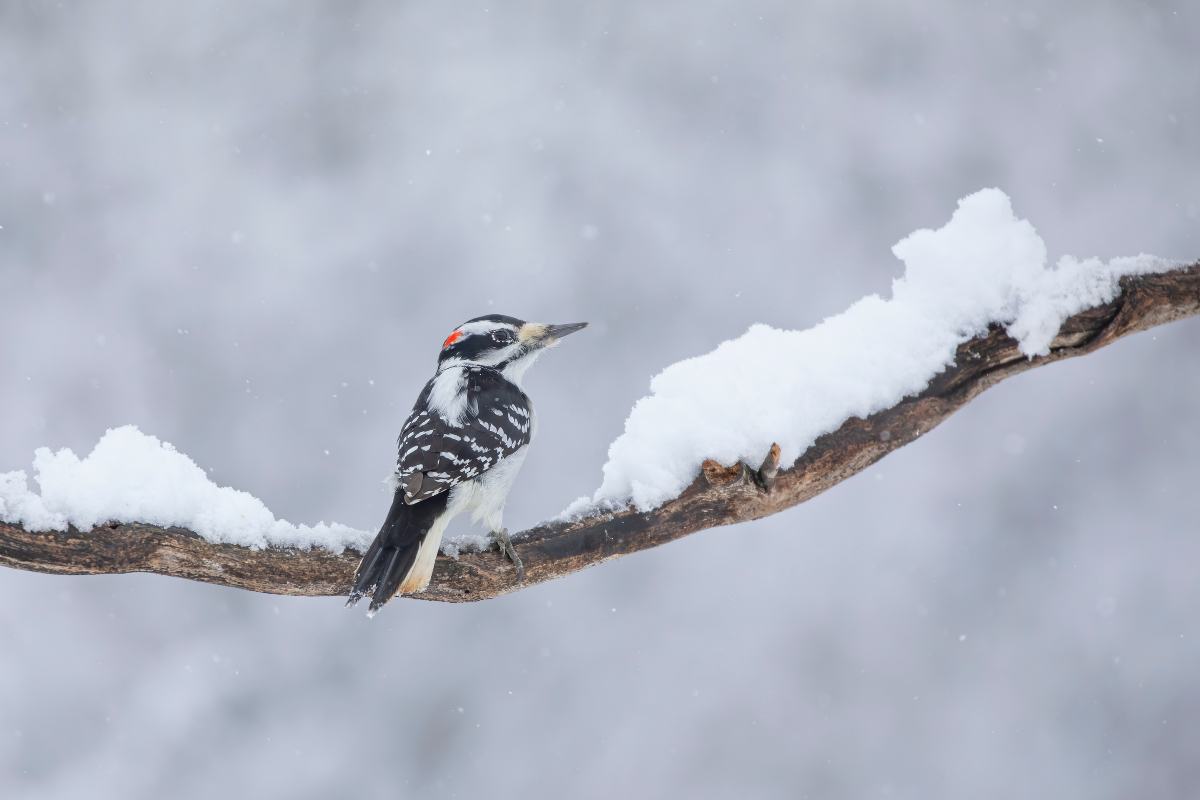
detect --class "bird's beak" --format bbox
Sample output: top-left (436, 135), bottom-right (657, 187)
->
top-left (523, 321), bottom-right (588, 348)
top-left (545, 322), bottom-right (588, 340)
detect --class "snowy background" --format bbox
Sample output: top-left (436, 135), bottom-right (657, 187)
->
top-left (2, 2), bottom-right (1199, 798)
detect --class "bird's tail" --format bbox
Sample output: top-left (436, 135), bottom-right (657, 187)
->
top-left (346, 490), bottom-right (449, 615)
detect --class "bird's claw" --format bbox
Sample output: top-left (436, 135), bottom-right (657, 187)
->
top-left (493, 527), bottom-right (525, 582)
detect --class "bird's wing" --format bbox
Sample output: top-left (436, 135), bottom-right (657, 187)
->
top-left (394, 367), bottom-right (533, 504)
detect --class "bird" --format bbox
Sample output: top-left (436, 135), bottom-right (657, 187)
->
top-left (346, 314), bottom-right (587, 615)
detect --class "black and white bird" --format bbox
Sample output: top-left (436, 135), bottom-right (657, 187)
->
top-left (346, 314), bottom-right (587, 615)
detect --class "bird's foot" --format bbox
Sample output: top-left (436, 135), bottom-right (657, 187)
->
top-left (492, 527), bottom-right (525, 582)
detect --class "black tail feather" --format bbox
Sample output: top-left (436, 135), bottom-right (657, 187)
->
top-left (347, 489), bottom-right (449, 615)
top-left (345, 537), bottom-right (386, 608)
top-left (367, 548), bottom-right (410, 615)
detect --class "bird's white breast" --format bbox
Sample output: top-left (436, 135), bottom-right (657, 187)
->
top-left (449, 443), bottom-right (529, 528)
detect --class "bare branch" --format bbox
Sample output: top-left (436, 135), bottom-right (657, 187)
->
top-left (2, 264), bottom-right (1198, 602)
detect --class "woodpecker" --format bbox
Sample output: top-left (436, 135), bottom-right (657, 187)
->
top-left (346, 314), bottom-right (587, 615)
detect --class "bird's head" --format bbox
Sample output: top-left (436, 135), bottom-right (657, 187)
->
top-left (436, 314), bottom-right (587, 384)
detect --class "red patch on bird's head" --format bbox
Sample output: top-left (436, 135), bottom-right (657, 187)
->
top-left (442, 330), bottom-right (464, 349)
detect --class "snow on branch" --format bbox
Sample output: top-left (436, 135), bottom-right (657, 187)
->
top-left (1, 191), bottom-right (1198, 602)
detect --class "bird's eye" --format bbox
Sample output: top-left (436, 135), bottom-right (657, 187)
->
top-left (492, 330), bottom-right (514, 344)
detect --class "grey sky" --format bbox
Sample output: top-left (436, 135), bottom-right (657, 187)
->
top-left (1, 2), bottom-right (1198, 798)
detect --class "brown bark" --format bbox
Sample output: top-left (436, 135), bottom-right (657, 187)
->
top-left (2, 264), bottom-right (1198, 602)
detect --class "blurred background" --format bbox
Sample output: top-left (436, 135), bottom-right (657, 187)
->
top-left (1, 1), bottom-right (1198, 798)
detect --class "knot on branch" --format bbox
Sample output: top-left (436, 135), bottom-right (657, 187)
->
top-left (701, 442), bottom-right (781, 493)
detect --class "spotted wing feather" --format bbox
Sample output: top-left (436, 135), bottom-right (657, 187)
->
top-left (393, 367), bottom-right (533, 504)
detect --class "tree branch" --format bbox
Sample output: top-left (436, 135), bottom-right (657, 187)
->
top-left (3, 264), bottom-right (1198, 602)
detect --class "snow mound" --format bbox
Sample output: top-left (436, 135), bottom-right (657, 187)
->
top-left (575, 188), bottom-right (1169, 513)
top-left (0, 425), bottom-right (370, 552)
